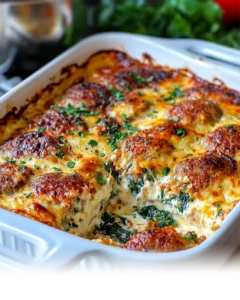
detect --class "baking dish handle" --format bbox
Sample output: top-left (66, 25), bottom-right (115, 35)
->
top-left (149, 37), bottom-right (240, 68)
top-left (0, 209), bottom-right (102, 271)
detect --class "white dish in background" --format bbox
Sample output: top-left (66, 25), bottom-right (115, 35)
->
top-left (0, 32), bottom-right (240, 271)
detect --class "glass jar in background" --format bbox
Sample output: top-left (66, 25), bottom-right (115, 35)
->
top-left (0, 4), bottom-right (16, 74)
top-left (0, 0), bottom-right (75, 79)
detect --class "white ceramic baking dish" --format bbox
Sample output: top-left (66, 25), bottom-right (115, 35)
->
top-left (0, 32), bottom-right (240, 271)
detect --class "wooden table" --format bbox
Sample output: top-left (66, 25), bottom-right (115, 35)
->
top-left (0, 248), bottom-right (240, 276)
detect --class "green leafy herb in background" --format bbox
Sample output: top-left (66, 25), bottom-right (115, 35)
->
top-left (64, 0), bottom-right (87, 46)
top-left (94, 0), bottom-right (240, 49)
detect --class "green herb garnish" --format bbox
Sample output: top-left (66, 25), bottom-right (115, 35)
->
top-left (88, 139), bottom-right (98, 147)
top-left (174, 128), bottom-right (186, 137)
top-left (37, 127), bottom-right (46, 132)
top-left (162, 167), bottom-right (170, 176)
top-left (123, 123), bottom-right (140, 133)
top-left (5, 157), bottom-right (16, 164)
top-left (52, 167), bottom-right (61, 171)
top-left (96, 175), bottom-right (107, 185)
top-left (67, 161), bottom-right (75, 168)
top-left (107, 86), bottom-right (125, 101)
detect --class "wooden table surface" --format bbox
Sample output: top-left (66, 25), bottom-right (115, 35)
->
top-left (0, 248), bottom-right (240, 276)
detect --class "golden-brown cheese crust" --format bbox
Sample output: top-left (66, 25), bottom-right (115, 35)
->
top-left (185, 83), bottom-right (240, 106)
top-left (30, 109), bottom-right (86, 136)
top-left (60, 82), bottom-right (112, 110)
top-left (174, 153), bottom-right (236, 192)
top-left (0, 163), bottom-right (33, 195)
top-left (114, 67), bottom-right (172, 89)
top-left (202, 125), bottom-right (240, 156)
top-left (114, 123), bottom-right (188, 173)
top-left (124, 227), bottom-right (204, 252)
top-left (0, 132), bottom-right (68, 159)
top-left (167, 100), bottom-right (222, 125)
top-left (31, 172), bottom-right (88, 208)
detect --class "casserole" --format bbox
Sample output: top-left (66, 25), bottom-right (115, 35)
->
top-left (0, 32), bottom-right (240, 271)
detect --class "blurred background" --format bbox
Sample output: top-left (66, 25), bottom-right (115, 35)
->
top-left (0, 0), bottom-right (239, 96)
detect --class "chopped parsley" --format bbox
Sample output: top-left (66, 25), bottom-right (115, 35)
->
top-left (184, 231), bottom-right (197, 241)
top-left (121, 114), bottom-right (130, 123)
top-left (123, 123), bottom-right (140, 133)
top-left (67, 130), bottom-right (75, 135)
top-left (162, 85), bottom-right (184, 102)
top-left (34, 165), bottom-right (41, 170)
top-left (126, 162), bottom-right (133, 172)
top-left (55, 149), bottom-right (65, 159)
top-left (22, 116), bottom-right (28, 121)
top-left (138, 205), bottom-right (176, 228)
top-left (67, 161), bottom-right (75, 168)
top-left (96, 175), bottom-right (107, 185)
top-left (96, 117), bottom-right (103, 124)
top-left (107, 87), bottom-right (125, 101)
top-left (52, 103), bottom-right (99, 118)
top-left (216, 202), bottom-right (223, 217)
top-left (138, 91), bottom-right (144, 96)
top-left (147, 170), bottom-right (155, 182)
top-left (134, 74), bottom-right (154, 84)
top-left (95, 212), bottom-right (131, 244)
top-left (5, 157), bottom-right (16, 164)
top-left (174, 127), bottom-right (186, 137)
top-left (58, 136), bottom-right (65, 142)
top-left (225, 124), bottom-right (233, 129)
top-left (88, 139), bottom-right (98, 147)
top-left (127, 177), bottom-right (144, 195)
top-left (52, 167), bottom-right (61, 171)
top-left (104, 161), bottom-right (121, 183)
top-left (78, 132), bottom-right (85, 137)
top-left (37, 127), bottom-right (46, 132)
top-left (107, 131), bottom-right (128, 151)
top-left (24, 192), bottom-right (32, 198)
top-left (162, 167), bottom-right (170, 176)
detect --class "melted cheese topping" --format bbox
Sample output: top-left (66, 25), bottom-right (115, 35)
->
top-left (0, 50), bottom-right (240, 252)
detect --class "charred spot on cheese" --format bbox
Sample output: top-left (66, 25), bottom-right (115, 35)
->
top-left (0, 162), bottom-right (33, 195)
top-left (167, 100), bottom-right (222, 126)
top-left (185, 83), bottom-right (240, 106)
top-left (114, 67), bottom-right (172, 89)
top-left (174, 153), bottom-right (236, 192)
top-left (123, 227), bottom-right (204, 252)
top-left (31, 172), bottom-right (88, 208)
top-left (203, 125), bottom-right (240, 156)
top-left (0, 132), bottom-right (68, 159)
top-left (30, 109), bottom-right (86, 136)
top-left (60, 82), bottom-right (113, 110)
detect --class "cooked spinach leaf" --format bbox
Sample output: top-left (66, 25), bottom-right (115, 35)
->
top-left (138, 205), bottom-right (176, 228)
